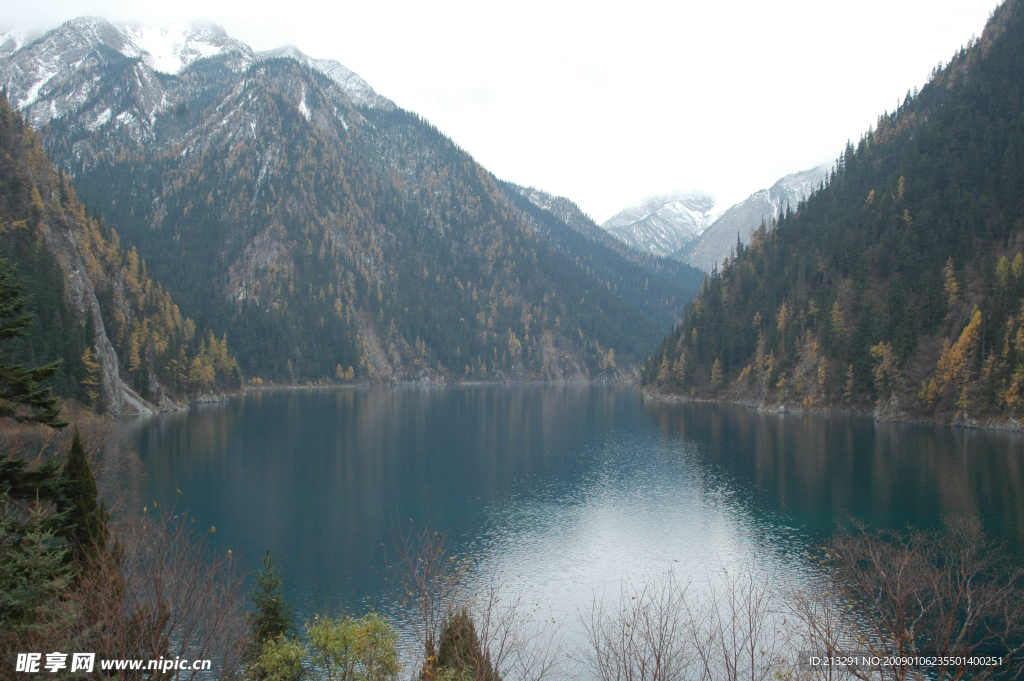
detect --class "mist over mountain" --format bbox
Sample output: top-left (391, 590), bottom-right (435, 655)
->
top-left (0, 17), bottom-right (704, 388)
top-left (511, 184), bottom-right (699, 271)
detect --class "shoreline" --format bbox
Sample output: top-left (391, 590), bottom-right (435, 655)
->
top-left (639, 386), bottom-right (1024, 434)
top-left (129, 381), bottom-right (1024, 434)
top-left (238, 376), bottom-right (634, 392)
top-left (122, 378), bottom-right (641, 416)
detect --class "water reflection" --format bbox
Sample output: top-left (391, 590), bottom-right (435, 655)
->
top-left (644, 401), bottom-right (1024, 552)
top-left (126, 385), bottom-right (637, 612)
top-left (123, 385), bottom-right (1024, 624)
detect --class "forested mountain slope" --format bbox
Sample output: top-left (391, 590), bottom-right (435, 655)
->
top-left (1, 18), bottom-right (704, 383)
top-left (0, 96), bottom-right (240, 414)
top-left (644, 0), bottom-right (1024, 426)
top-left (503, 182), bottom-right (704, 328)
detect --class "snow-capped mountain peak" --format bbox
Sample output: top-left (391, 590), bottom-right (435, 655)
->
top-left (117, 22), bottom-right (255, 74)
top-left (258, 44), bottom-right (306, 61)
top-left (601, 190), bottom-right (718, 257)
top-left (0, 16), bottom-right (389, 135)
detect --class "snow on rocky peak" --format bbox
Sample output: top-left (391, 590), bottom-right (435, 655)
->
top-left (517, 185), bottom-right (558, 213)
top-left (513, 184), bottom-right (608, 241)
top-left (0, 17), bottom-right (142, 122)
top-left (0, 17), bottom-right (253, 125)
top-left (117, 22), bottom-right (255, 74)
top-left (0, 16), bottom-right (389, 134)
top-left (600, 191), bottom-right (718, 258)
top-left (257, 44), bottom-right (385, 108)
top-left (0, 28), bottom-right (39, 59)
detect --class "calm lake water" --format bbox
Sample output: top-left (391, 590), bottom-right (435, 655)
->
top-left (122, 384), bottom-right (1024, 634)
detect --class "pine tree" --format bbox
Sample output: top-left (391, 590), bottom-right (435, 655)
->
top-left (656, 356), bottom-right (670, 383)
top-left (0, 259), bottom-right (66, 428)
top-left (250, 550), bottom-right (294, 645)
top-left (433, 608), bottom-right (499, 681)
top-left (60, 426), bottom-right (107, 559)
top-left (0, 500), bottom-right (73, 633)
top-left (672, 354), bottom-right (687, 383)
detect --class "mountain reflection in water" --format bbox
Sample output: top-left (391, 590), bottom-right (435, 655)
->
top-left (121, 385), bottom-right (1024, 624)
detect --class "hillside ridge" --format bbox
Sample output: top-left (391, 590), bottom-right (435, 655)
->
top-left (642, 0), bottom-right (1024, 428)
top-left (0, 17), bottom-right (705, 385)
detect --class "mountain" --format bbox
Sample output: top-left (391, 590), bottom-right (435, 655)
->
top-left (255, 44), bottom-right (387, 108)
top-left (0, 95), bottom-right (240, 415)
top-left (643, 0), bottom-right (1024, 426)
top-left (0, 17), bottom-right (705, 384)
top-left (0, 28), bottom-right (37, 59)
top-left (511, 184), bottom-right (703, 273)
top-left (677, 165), bottom-right (829, 272)
top-left (600, 191), bottom-right (718, 257)
top-left (0, 18), bottom-right (383, 139)
top-left (503, 183), bottom-right (706, 327)
top-left (513, 185), bottom-right (611, 243)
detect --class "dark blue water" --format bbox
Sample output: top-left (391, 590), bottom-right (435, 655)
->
top-left (122, 385), bottom-right (1024, 623)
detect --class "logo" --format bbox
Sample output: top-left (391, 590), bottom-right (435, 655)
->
top-left (15, 653), bottom-right (95, 674)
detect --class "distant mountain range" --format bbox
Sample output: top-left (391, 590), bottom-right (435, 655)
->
top-left (0, 17), bottom-right (705, 402)
top-left (676, 166), bottom-right (829, 271)
top-left (600, 192), bottom-right (719, 258)
top-left (600, 167), bottom-right (829, 271)
top-left (0, 18), bottom-right (389, 136)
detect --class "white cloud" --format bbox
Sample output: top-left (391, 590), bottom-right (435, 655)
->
top-left (0, 0), bottom-right (999, 220)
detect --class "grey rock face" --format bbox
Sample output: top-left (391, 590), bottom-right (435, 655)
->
top-left (34, 212), bottom-right (124, 416)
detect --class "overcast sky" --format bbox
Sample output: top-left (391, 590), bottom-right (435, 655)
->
top-left (1, 0), bottom-right (1000, 222)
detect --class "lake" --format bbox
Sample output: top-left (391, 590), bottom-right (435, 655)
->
top-left (121, 384), bottom-right (1024, 649)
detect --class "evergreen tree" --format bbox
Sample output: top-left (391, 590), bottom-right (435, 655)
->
top-left (59, 426), bottom-right (107, 559)
top-left (250, 550), bottom-right (294, 645)
top-left (0, 259), bottom-right (66, 428)
top-left (0, 499), bottom-right (73, 635)
top-left (431, 608), bottom-right (499, 681)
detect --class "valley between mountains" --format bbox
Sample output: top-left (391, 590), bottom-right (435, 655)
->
top-left (4, 2), bottom-right (1024, 429)
top-left (5, 5), bottom-right (1024, 681)
top-left (0, 19), bottom-right (705, 413)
